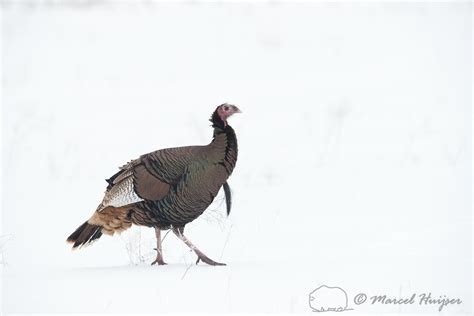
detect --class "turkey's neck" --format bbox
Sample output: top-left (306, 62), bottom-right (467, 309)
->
top-left (209, 123), bottom-right (238, 174)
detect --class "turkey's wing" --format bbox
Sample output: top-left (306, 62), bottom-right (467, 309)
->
top-left (133, 164), bottom-right (171, 201)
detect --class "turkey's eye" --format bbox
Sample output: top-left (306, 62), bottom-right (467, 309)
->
top-left (224, 106), bottom-right (229, 111)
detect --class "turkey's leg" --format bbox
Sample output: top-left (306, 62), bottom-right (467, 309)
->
top-left (151, 227), bottom-right (167, 265)
top-left (172, 227), bottom-right (226, 266)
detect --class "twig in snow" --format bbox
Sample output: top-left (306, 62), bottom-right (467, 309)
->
top-left (0, 234), bottom-right (13, 266)
top-left (180, 249), bottom-right (195, 280)
top-left (219, 224), bottom-right (233, 261)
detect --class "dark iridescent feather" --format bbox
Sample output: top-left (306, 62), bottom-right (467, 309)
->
top-left (223, 181), bottom-right (232, 216)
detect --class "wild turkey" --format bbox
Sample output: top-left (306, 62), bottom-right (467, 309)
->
top-left (67, 103), bottom-right (240, 266)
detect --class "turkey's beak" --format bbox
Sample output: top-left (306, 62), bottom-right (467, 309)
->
top-left (232, 106), bottom-right (242, 114)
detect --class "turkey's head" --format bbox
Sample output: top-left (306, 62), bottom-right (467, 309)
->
top-left (211, 103), bottom-right (241, 128)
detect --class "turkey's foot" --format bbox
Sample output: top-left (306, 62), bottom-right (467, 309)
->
top-left (151, 248), bottom-right (167, 265)
top-left (173, 227), bottom-right (226, 266)
top-left (151, 227), bottom-right (167, 266)
top-left (195, 253), bottom-right (226, 266)
top-left (151, 258), bottom-right (167, 265)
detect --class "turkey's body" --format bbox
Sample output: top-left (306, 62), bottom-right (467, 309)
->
top-left (130, 125), bottom-right (237, 228)
top-left (67, 104), bottom-right (240, 266)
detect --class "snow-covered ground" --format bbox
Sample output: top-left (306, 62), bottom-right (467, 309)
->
top-left (1, 2), bottom-right (472, 314)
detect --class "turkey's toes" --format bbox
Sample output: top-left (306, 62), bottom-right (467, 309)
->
top-left (151, 246), bottom-right (166, 265)
top-left (151, 259), bottom-right (167, 266)
top-left (196, 255), bottom-right (226, 266)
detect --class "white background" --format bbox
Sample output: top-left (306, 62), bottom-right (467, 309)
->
top-left (1, 1), bottom-right (472, 314)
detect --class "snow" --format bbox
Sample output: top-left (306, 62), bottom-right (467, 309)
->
top-left (1, 1), bottom-right (472, 314)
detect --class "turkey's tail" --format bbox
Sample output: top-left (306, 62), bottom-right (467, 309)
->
top-left (67, 206), bottom-right (133, 249)
top-left (67, 221), bottom-right (103, 249)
